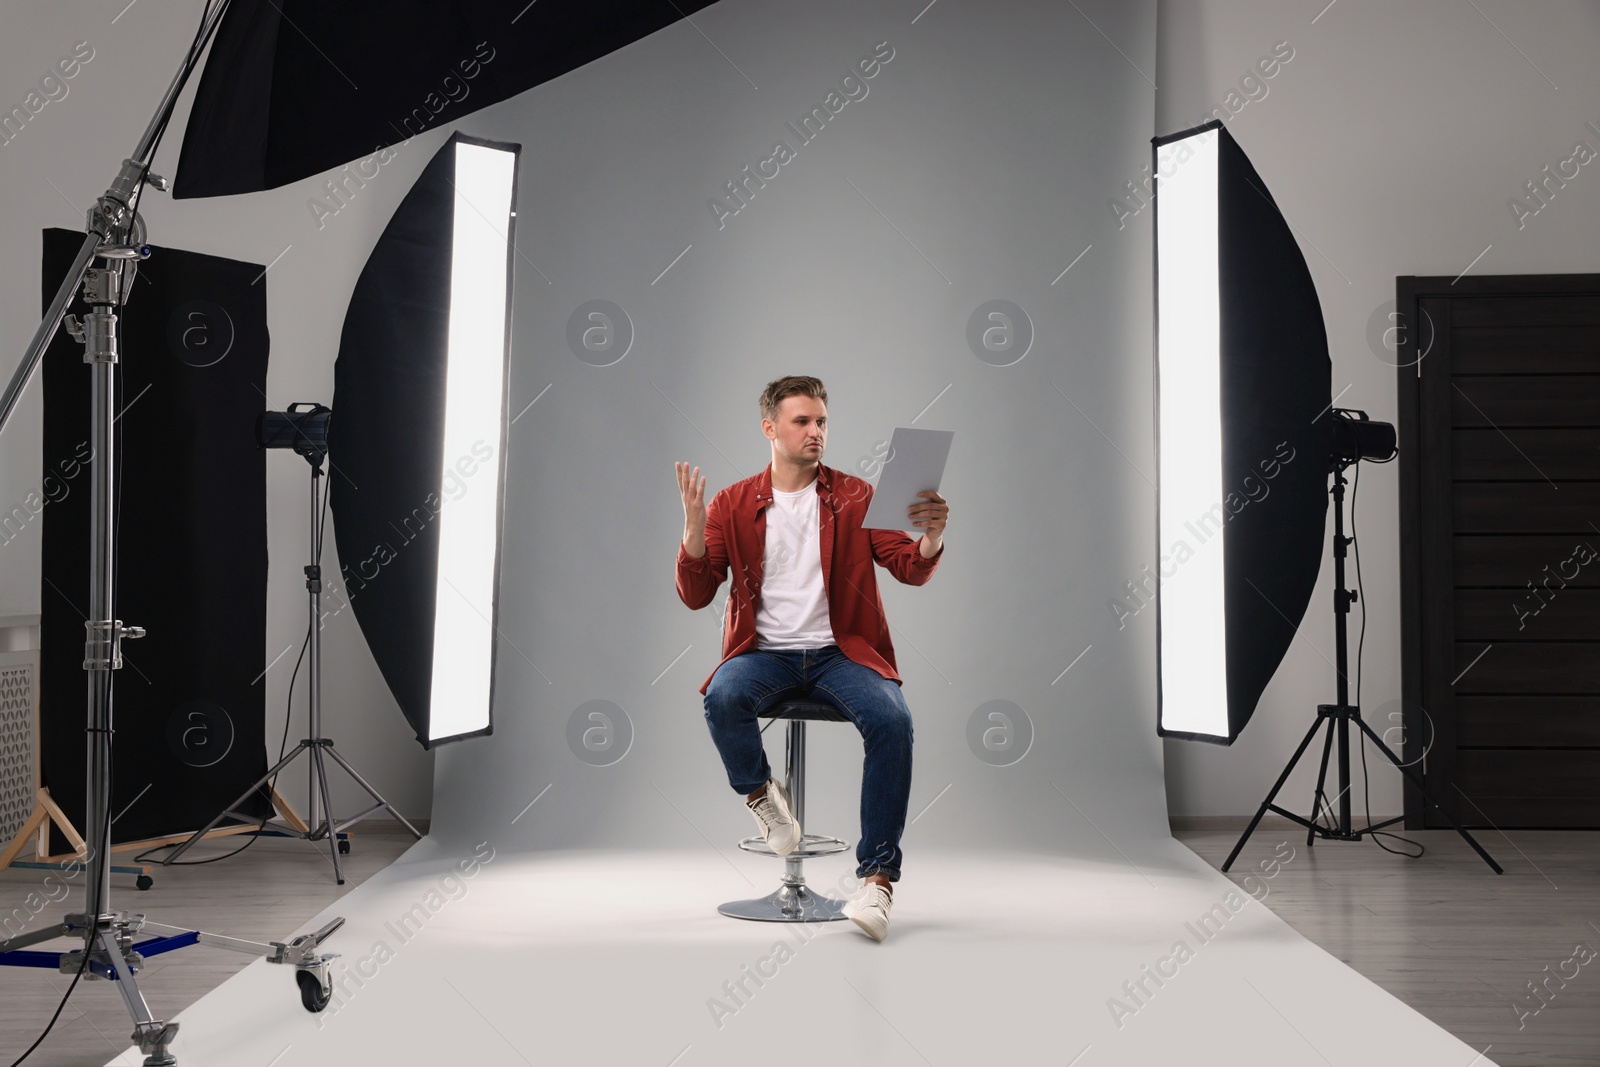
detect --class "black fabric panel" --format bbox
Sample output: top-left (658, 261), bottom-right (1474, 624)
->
top-left (328, 138), bottom-right (458, 749)
top-left (40, 228), bottom-right (271, 854)
top-left (174, 0), bottom-right (719, 198)
top-left (1215, 127), bottom-right (1333, 742)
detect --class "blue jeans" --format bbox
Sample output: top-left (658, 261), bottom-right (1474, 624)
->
top-left (703, 644), bottom-right (913, 884)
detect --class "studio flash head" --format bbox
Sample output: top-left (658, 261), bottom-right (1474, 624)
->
top-left (257, 402), bottom-right (331, 466)
top-left (1328, 408), bottom-right (1397, 468)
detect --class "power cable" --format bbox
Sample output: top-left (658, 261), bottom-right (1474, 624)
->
top-left (1349, 446), bottom-right (1423, 858)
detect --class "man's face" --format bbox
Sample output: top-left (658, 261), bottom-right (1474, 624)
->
top-left (766, 395), bottom-right (826, 464)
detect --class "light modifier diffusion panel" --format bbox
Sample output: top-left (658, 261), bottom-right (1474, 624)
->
top-left (1152, 121), bottom-right (1332, 745)
top-left (330, 134), bottom-right (520, 748)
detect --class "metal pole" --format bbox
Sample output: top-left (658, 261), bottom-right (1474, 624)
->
top-left (308, 469), bottom-right (322, 742)
top-left (1331, 469), bottom-right (1353, 833)
top-left (84, 349), bottom-right (115, 924)
top-left (307, 469), bottom-right (321, 832)
top-left (308, 464), bottom-right (347, 883)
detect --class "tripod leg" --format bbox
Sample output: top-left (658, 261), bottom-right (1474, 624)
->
top-left (311, 745), bottom-right (344, 884)
top-left (1221, 711), bottom-right (1330, 872)
top-left (97, 922), bottom-right (159, 1025)
top-left (1306, 715), bottom-right (1337, 849)
top-left (163, 742), bottom-right (312, 864)
top-left (1351, 716), bottom-right (1503, 874)
top-left (322, 744), bottom-right (424, 839)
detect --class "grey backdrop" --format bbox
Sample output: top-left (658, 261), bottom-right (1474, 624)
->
top-left (417, 0), bottom-right (1170, 860)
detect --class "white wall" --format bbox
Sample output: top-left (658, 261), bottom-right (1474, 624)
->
top-left (1156, 0), bottom-right (1600, 816)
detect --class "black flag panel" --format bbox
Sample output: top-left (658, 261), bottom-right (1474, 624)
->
top-left (40, 227), bottom-right (272, 853)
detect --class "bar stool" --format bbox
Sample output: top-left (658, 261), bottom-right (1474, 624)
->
top-left (718, 698), bottom-right (852, 922)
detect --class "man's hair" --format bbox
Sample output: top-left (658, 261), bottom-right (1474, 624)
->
top-left (759, 375), bottom-right (828, 425)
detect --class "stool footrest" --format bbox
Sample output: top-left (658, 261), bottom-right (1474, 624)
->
top-left (736, 832), bottom-right (849, 858)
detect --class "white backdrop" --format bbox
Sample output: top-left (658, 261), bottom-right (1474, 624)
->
top-left (417, 0), bottom-right (1172, 862)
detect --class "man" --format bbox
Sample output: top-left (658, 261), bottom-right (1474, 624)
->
top-left (674, 375), bottom-right (948, 942)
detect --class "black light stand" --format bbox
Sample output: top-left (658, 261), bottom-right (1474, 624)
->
top-left (1220, 421), bottom-right (1502, 875)
top-left (163, 405), bottom-right (423, 883)
top-left (0, 3), bottom-right (346, 1061)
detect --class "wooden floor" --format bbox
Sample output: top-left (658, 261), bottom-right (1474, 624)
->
top-left (1175, 816), bottom-right (1599, 1067)
top-left (0, 826), bottom-right (420, 1067)
top-left (1, 819), bottom-right (1593, 1066)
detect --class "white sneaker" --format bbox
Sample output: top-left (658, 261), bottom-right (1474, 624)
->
top-left (746, 778), bottom-right (801, 856)
top-left (843, 882), bottom-right (893, 941)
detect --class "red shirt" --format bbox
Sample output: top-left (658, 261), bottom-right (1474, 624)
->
top-left (675, 460), bottom-right (943, 695)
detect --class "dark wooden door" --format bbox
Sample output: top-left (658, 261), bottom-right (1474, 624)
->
top-left (1398, 274), bottom-right (1600, 828)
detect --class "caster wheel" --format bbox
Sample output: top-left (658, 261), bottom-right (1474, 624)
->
top-left (297, 969), bottom-right (330, 1013)
top-left (337, 839), bottom-right (350, 854)
top-left (136, 875), bottom-right (154, 891)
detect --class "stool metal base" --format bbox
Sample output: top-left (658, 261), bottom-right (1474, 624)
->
top-left (718, 880), bottom-right (850, 922)
top-left (719, 704), bottom-right (853, 923)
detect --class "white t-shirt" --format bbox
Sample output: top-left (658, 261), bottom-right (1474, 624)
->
top-left (754, 478), bottom-right (836, 650)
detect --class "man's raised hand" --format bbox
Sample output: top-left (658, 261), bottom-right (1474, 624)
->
top-left (676, 462), bottom-right (708, 550)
